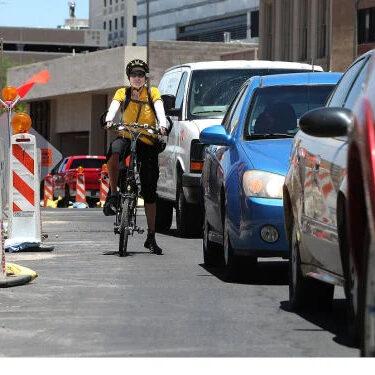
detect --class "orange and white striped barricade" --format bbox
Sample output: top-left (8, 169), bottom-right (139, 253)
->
top-left (1, 210), bottom-right (5, 280)
top-left (99, 164), bottom-right (109, 207)
top-left (43, 173), bottom-right (53, 207)
top-left (75, 166), bottom-right (87, 205)
top-left (5, 132), bottom-right (42, 251)
top-left (0, 137), bottom-right (5, 279)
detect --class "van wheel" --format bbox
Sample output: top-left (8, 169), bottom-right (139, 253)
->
top-left (155, 197), bottom-right (173, 232)
top-left (289, 222), bottom-right (334, 311)
top-left (176, 182), bottom-right (201, 237)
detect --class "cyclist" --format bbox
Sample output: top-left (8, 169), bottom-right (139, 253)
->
top-left (104, 59), bottom-right (169, 255)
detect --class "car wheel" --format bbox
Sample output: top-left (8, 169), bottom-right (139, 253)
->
top-left (361, 227), bottom-right (375, 356)
top-left (176, 181), bottom-right (201, 237)
top-left (289, 222), bottom-right (334, 312)
top-left (338, 208), bottom-right (363, 343)
top-left (203, 212), bottom-right (221, 266)
top-left (155, 197), bottom-right (173, 232)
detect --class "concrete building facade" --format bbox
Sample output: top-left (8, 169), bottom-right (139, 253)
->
top-left (0, 26), bottom-right (108, 64)
top-left (136, 0), bottom-right (260, 45)
top-left (89, 0), bottom-right (137, 47)
top-left (7, 40), bottom-right (252, 157)
top-left (259, 0), bottom-right (375, 72)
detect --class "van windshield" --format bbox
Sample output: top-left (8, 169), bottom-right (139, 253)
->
top-left (187, 68), bottom-right (313, 119)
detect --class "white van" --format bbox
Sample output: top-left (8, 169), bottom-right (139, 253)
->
top-left (156, 60), bottom-right (323, 236)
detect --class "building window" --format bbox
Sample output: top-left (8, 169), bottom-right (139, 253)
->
top-left (317, 0), bottom-right (328, 58)
top-left (109, 0), bottom-right (112, 5)
top-left (358, 7), bottom-right (375, 44)
top-left (133, 15), bottom-right (137, 28)
top-left (121, 16), bottom-right (124, 29)
top-left (109, 20), bottom-right (112, 32)
top-left (177, 14), bottom-right (247, 42)
top-left (115, 18), bottom-right (118, 30)
top-left (103, 21), bottom-right (106, 30)
top-left (104, 0), bottom-right (106, 7)
top-left (250, 10), bottom-right (259, 38)
top-left (132, 42), bottom-right (136, 46)
top-left (298, 0), bottom-right (308, 60)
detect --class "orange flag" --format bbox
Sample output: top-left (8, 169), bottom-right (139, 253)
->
top-left (16, 70), bottom-right (50, 98)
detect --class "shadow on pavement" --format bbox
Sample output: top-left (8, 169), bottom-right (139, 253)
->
top-left (200, 259), bottom-right (289, 285)
top-left (102, 250), bottom-right (151, 256)
top-left (279, 299), bottom-right (358, 350)
top-left (157, 228), bottom-right (202, 239)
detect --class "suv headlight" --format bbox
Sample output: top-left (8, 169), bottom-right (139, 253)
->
top-left (243, 170), bottom-right (284, 199)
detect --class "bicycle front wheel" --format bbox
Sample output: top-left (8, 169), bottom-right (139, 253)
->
top-left (119, 197), bottom-right (130, 257)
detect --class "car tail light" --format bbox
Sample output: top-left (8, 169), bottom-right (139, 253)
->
top-left (190, 140), bottom-right (206, 173)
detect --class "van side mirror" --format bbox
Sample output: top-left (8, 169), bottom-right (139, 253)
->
top-left (161, 94), bottom-right (182, 118)
top-left (161, 94), bottom-right (176, 112)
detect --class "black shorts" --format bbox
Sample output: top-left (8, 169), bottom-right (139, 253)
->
top-left (106, 137), bottom-right (159, 203)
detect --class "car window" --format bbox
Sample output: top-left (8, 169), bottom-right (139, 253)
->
top-left (344, 58), bottom-right (371, 109)
top-left (222, 84), bottom-right (248, 131)
top-left (327, 57), bottom-right (368, 107)
top-left (58, 158), bottom-right (69, 173)
top-left (175, 72), bottom-right (188, 110)
top-left (244, 84), bottom-right (335, 139)
top-left (226, 86), bottom-right (248, 134)
top-left (70, 159), bottom-right (106, 169)
top-left (158, 70), bottom-right (182, 96)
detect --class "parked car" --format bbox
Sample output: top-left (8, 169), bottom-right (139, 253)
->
top-left (199, 72), bottom-right (340, 281)
top-left (49, 155), bottom-right (106, 206)
top-left (348, 54), bottom-right (375, 357)
top-left (157, 60), bottom-right (323, 236)
top-left (283, 50), bottom-right (374, 332)
top-left (286, 51), bottom-right (375, 355)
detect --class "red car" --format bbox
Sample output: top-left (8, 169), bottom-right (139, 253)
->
top-left (290, 51), bottom-right (375, 356)
top-left (347, 54), bottom-right (375, 357)
top-left (49, 155), bottom-right (106, 206)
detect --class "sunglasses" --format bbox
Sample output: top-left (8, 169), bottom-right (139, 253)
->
top-left (130, 71), bottom-right (146, 78)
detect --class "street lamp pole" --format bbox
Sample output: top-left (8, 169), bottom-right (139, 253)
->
top-left (146, 0), bottom-right (150, 67)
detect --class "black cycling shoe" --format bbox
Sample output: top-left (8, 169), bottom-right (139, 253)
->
top-left (103, 191), bottom-right (119, 216)
top-left (144, 233), bottom-right (163, 255)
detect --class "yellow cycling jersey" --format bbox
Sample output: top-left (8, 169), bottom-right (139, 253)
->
top-left (113, 86), bottom-right (161, 145)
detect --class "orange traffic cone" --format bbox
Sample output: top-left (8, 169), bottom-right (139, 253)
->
top-left (99, 164), bottom-right (109, 206)
top-left (43, 174), bottom-right (53, 207)
top-left (75, 166), bottom-right (87, 204)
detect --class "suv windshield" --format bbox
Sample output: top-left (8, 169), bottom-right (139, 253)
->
top-left (244, 85), bottom-right (335, 139)
top-left (187, 68), bottom-right (315, 119)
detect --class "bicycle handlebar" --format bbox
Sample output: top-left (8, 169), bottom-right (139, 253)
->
top-left (105, 122), bottom-right (164, 136)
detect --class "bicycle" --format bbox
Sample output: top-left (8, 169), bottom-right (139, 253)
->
top-left (107, 122), bottom-right (163, 257)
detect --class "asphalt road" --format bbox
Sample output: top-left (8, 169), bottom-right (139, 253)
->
top-left (0, 208), bottom-right (359, 357)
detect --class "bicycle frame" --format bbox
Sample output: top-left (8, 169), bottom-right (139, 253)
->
top-left (114, 125), bottom-right (143, 236)
top-left (108, 123), bottom-right (162, 256)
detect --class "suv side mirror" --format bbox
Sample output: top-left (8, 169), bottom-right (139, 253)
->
top-left (299, 107), bottom-right (351, 137)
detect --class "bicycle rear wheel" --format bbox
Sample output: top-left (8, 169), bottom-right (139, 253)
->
top-left (119, 197), bottom-right (130, 257)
